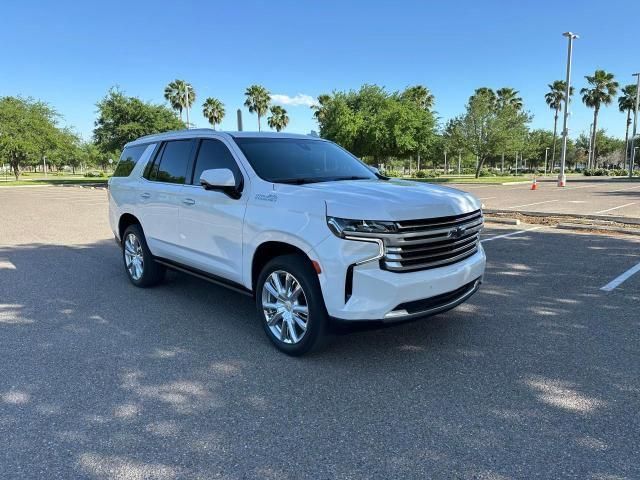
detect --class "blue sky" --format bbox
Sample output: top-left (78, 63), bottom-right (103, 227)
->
top-left (1, 0), bottom-right (637, 141)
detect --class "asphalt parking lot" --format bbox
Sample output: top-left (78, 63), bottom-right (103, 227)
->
top-left (1, 186), bottom-right (639, 479)
top-left (453, 178), bottom-right (640, 220)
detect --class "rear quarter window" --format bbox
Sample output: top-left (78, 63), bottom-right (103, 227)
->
top-left (112, 145), bottom-right (149, 177)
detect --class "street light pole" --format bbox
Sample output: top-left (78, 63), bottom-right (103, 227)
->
top-left (544, 148), bottom-right (549, 175)
top-left (559, 32), bottom-right (578, 186)
top-left (629, 73), bottom-right (640, 178)
top-left (587, 123), bottom-right (593, 168)
top-left (184, 85), bottom-right (191, 128)
top-left (43, 155), bottom-right (47, 177)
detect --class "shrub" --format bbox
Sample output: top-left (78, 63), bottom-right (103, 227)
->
top-left (415, 170), bottom-right (427, 178)
top-left (582, 168), bottom-right (630, 177)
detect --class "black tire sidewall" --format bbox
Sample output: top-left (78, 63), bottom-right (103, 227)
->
top-left (255, 254), bottom-right (328, 356)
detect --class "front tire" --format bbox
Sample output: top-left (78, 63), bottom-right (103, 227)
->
top-left (122, 224), bottom-right (165, 287)
top-left (255, 254), bottom-right (328, 356)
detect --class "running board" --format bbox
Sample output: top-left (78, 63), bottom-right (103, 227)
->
top-left (154, 258), bottom-right (253, 297)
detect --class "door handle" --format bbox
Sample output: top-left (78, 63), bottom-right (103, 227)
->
top-left (140, 192), bottom-right (151, 199)
top-left (182, 198), bottom-right (196, 206)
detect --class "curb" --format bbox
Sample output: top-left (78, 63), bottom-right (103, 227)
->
top-left (484, 217), bottom-right (520, 225)
top-left (0, 184), bottom-right (54, 188)
top-left (484, 209), bottom-right (640, 226)
top-left (55, 183), bottom-right (108, 190)
top-left (557, 223), bottom-right (640, 236)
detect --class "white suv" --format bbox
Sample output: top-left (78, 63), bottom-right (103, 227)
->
top-left (108, 130), bottom-right (485, 355)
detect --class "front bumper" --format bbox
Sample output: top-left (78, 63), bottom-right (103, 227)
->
top-left (310, 235), bottom-right (486, 321)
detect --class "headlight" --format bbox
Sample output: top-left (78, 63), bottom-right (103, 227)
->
top-left (327, 216), bottom-right (397, 237)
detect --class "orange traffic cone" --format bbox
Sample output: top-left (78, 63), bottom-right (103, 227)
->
top-left (531, 177), bottom-right (537, 190)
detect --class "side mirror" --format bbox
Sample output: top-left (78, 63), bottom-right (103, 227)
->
top-left (200, 168), bottom-right (242, 199)
top-left (368, 166), bottom-right (380, 175)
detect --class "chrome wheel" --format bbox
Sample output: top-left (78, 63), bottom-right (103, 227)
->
top-left (124, 233), bottom-right (144, 281)
top-left (261, 270), bottom-right (309, 344)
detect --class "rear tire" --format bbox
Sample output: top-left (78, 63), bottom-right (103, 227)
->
top-left (255, 254), bottom-right (328, 356)
top-left (122, 224), bottom-right (165, 287)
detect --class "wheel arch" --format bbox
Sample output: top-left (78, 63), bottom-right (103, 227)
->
top-left (118, 213), bottom-right (141, 241)
top-left (251, 241), bottom-right (315, 292)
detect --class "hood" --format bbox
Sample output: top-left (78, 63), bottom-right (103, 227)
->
top-left (302, 178), bottom-right (481, 221)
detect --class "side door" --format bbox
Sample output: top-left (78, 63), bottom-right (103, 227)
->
top-left (177, 138), bottom-right (248, 284)
top-left (137, 139), bottom-right (195, 260)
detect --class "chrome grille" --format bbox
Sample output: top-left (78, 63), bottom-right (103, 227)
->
top-left (382, 210), bottom-right (483, 272)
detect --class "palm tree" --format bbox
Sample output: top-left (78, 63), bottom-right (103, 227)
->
top-left (401, 85), bottom-right (435, 110)
top-left (545, 80), bottom-right (574, 172)
top-left (311, 94), bottom-right (331, 124)
top-left (496, 87), bottom-right (523, 110)
top-left (580, 70), bottom-right (619, 168)
top-left (202, 97), bottom-right (225, 130)
top-left (244, 85), bottom-right (271, 131)
top-left (267, 105), bottom-right (289, 132)
top-left (618, 84), bottom-right (638, 164)
top-left (164, 79), bottom-right (195, 122)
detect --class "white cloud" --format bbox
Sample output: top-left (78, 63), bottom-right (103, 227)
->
top-left (271, 93), bottom-right (317, 107)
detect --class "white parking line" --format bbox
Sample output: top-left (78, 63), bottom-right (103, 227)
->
top-left (506, 200), bottom-right (558, 209)
top-left (594, 202), bottom-right (637, 214)
top-left (613, 184), bottom-right (640, 192)
top-left (478, 196), bottom-right (496, 200)
top-left (600, 261), bottom-right (640, 292)
top-left (564, 184), bottom-right (600, 190)
top-left (481, 226), bottom-right (542, 243)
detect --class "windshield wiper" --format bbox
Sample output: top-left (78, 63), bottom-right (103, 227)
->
top-left (271, 177), bottom-right (326, 185)
top-left (329, 176), bottom-right (372, 181)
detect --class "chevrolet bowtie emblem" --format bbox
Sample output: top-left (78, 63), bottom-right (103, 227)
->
top-left (447, 226), bottom-right (467, 239)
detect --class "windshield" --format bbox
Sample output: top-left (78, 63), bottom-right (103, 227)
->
top-left (233, 137), bottom-right (377, 184)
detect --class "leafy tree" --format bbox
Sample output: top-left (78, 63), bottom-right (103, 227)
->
top-left (202, 97), bottom-right (225, 130)
top-left (580, 70), bottom-right (619, 167)
top-left (452, 88), bottom-right (530, 177)
top-left (244, 85), bottom-right (271, 131)
top-left (442, 119), bottom-right (469, 172)
top-left (544, 80), bottom-right (574, 171)
top-left (94, 88), bottom-right (185, 153)
top-left (593, 129), bottom-right (625, 159)
top-left (400, 85), bottom-right (435, 111)
top-left (164, 80), bottom-right (196, 121)
top-left (46, 128), bottom-right (82, 173)
top-left (393, 92), bottom-right (436, 165)
top-left (315, 85), bottom-right (436, 164)
top-left (618, 84), bottom-right (638, 162)
top-left (79, 142), bottom-right (102, 172)
top-left (0, 96), bottom-right (62, 179)
top-left (522, 129), bottom-right (554, 170)
top-left (267, 105), bottom-right (289, 132)
top-left (315, 91), bottom-right (362, 155)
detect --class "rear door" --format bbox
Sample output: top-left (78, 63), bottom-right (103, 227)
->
top-left (137, 139), bottom-right (195, 259)
top-left (177, 138), bottom-right (248, 283)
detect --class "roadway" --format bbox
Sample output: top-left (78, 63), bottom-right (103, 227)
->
top-left (1, 186), bottom-right (639, 479)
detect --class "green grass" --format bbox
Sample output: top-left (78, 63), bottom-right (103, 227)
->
top-left (409, 175), bottom-right (534, 184)
top-left (0, 177), bottom-right (108, 186)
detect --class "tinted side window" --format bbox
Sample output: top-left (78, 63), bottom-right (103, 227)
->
top-left (192, 139), bottom-right (242, 187)
top-left (112, 145), bottom-right (148, 177)
top-left (150, 140), bottom-right (193, 184)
